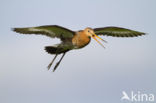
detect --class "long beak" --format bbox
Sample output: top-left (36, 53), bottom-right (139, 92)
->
top-left (94, 34), bottom-right (107, 43)
top-left (92, 34), bottom-right (106, 48)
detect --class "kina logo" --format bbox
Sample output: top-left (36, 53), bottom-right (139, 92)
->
top-left (121, 91), bottom-right (154, 102)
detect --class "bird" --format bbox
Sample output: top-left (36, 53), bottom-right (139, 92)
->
top-left (12, 25), bottom-right (145, 72)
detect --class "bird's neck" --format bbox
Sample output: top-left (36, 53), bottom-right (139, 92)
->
top-left (72, 31), bottom-right (91, 49)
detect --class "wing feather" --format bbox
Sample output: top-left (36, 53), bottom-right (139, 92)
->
top-left (12, 25), bottom-right (75, 40)
top-left (94, 27), bottom-right (145, 37)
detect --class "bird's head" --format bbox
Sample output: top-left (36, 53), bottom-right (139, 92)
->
top-left (84, 27), bottom-right (107, 48)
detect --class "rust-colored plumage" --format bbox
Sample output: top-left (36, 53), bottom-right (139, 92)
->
top-left (12, 25), bottom-right (145, 72)
top-left (72, 30), bottom-right (91, 48)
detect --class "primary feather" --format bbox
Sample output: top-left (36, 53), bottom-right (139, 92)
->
top-left (13, 25), bottom-right (75, 40)
top-left (94, 27), bottom-right (145, 37)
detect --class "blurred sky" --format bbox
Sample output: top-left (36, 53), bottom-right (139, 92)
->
top-left (0, 0), bottom-right (156, 103)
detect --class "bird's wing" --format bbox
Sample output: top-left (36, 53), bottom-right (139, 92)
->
top-left (12, 25), bottom-right (75, 40)
top-left (94, 27), bottom-right (145, 37)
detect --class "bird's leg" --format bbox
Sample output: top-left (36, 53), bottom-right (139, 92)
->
top-left (47, 54), bottom-right (58, 70)
top-left (53, 52), bottom-right (66, 72)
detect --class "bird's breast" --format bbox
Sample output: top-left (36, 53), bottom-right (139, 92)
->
top-left (72, 32), bottom-right (91, 49)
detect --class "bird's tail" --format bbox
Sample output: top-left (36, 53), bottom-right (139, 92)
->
top-left (45, 46), bottom-right (69, 54)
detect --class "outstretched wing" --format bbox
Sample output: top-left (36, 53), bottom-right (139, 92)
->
top-left (12, 25), bottom-right (75, 40)
top-left (94, 27), bottom-right (145, 37)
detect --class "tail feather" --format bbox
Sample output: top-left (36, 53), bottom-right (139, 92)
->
top-left (45, 46), bottom-right (69, 54)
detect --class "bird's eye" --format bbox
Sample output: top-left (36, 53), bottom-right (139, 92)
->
top-left (88, 30), bottom-right (90, 32)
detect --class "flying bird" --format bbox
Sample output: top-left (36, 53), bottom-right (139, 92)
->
top-left (12, 25), bottom-right (145, 72)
